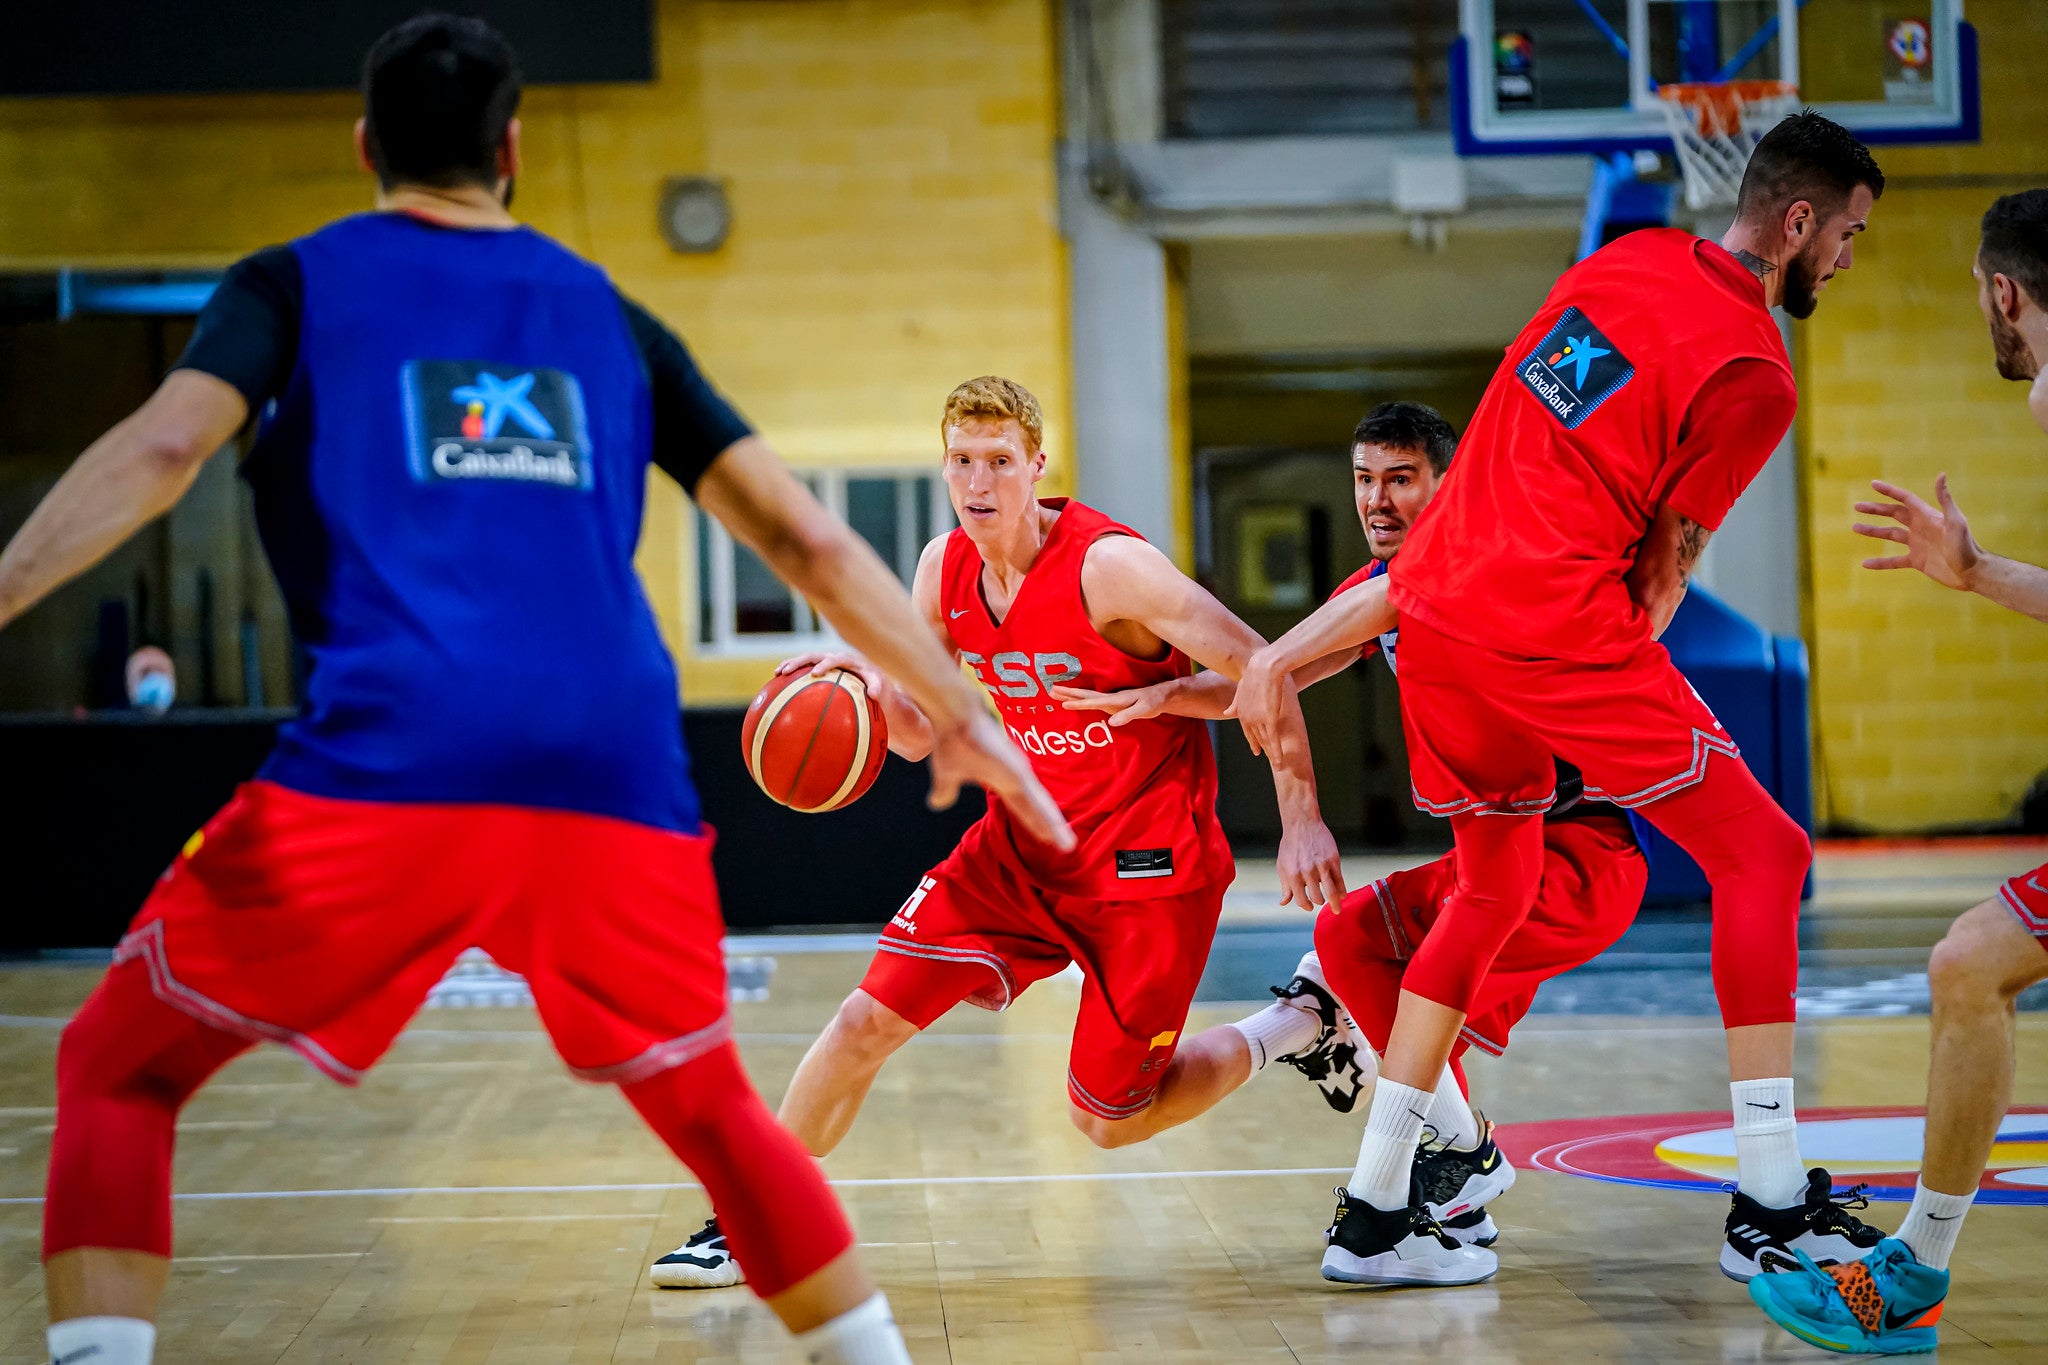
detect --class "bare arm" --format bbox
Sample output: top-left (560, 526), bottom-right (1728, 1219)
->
top-left (1625, 503), bottom-right (1710, 639)
top-left (770, 539), bottom-right (948, 761)
top-left (694, 439), bottom-right (1071, 846)
top-left (1051, 642), bottom-right (1358, 727)
top-left (1856, 475), bottom-right (2048, 625)
top-left (0, 370), bottom-right (248, 630)
top-left (1235, 573), bottom-right (1390, 754)
top-left (1080, 535), bottom-right (1345, 910)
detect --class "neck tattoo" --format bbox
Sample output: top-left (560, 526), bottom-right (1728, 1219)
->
top-left (1731, 248), bottom-right (1778, 278)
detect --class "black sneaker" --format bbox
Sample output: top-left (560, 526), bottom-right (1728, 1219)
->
top-left (1270, 951), bottom-right (1370, 1113)
top-left (1413, 1114), bottom-right (1517, 1228)
top-left (1720, 1167), bottom-right (1886, 1283)
top-left (650, 1216), bottom-right (743, 1288)
top-left (1320, 1181), bottom-right (1499, 1287)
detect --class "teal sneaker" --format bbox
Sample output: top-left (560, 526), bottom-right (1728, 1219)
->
top-left (1748, 1237), bottom-right (1949, 1355)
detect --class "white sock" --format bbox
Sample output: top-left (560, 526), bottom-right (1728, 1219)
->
top-left (1427, 1066), bottom-right (1482, 1150)
top-left (1230, 999), bottom-right (1324, 1072)
top-left (1731, 1077), bottom-right (1806, 1209)
top-left (1896, 1181), bottom-right (1973, 1271)
top-left (48, 1317), bottom-right (156, 1365)
top-left (1348, 1077), bottom-right (1433, 1211)
top-left (795, 1293), bottom-right (911, 1365)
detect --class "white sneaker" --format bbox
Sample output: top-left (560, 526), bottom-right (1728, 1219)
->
top-left (650, 1217), bottom-right (744, 1289)
top-left (1271, 952), bottom-right (1372, 1113)
top-left (1320, 1185), bottom-right (1500, 1287)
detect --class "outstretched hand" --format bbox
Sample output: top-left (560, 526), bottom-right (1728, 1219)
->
top-left (1050, 682), bottom-right (1171, 727)
top-left (926, 711), bottom-right (1076, 851)
top-left (1854, 475), bottom-right (1981, 591)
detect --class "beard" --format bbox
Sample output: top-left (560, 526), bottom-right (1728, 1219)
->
top-left (1989, 307), bottom-right (2039, 380)
top-left (1780, 243), bottom-right (1828, 319)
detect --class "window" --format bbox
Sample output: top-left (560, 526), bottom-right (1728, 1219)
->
top-left (695, 469), bottom-right (953, 654)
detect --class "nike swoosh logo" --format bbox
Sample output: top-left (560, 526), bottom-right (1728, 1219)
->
top-left (661, 1252), bottom-right (727, 1269)
top-left (1746, 1101), bottom-right (1782, 1110)
top-left (1928, 1213), bottom-right (1960, 1220)
top-left (1884, 1303), bottom-right (1934, 1331)
top-left (1407, 1107), bottom-right (1428, 1123)
top-left (949, 609), bottom-right (969, 619)
top-left (54, 1349), bottom-right (104, 1365)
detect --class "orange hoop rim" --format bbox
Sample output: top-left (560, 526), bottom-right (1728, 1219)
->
top-left (1657, 79), bottom-right (1800, 138)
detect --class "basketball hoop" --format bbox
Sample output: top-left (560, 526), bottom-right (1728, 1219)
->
top-left (1656, 80), bottom-right (1802, 212)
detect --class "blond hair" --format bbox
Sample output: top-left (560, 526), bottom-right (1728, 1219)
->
top-left (941, 376), bottom-right (1043, 451)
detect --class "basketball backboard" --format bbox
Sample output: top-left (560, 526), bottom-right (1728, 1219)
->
top-left (1455, 0), bottom-right (1977, 156)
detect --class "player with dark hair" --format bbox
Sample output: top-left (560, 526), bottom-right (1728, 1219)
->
top-left (1732, 111), bottom-right (1889, 319)
top-left (1229, 111), bottom-right (1891, 1285)
top-left (1071, 401), bottom-right (1655, 1283)
top-left (1749, 188), bottom-right (2048, 1354)
top-left (0, 15), bottom-right (1071, 1365)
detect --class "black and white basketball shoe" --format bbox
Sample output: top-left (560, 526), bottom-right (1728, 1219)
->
top-left (1270, 952), bottom-right (1370, 1113)
top-left (1719, 1167), bottom-right (1886, 1282)
top-left (650, 1216), bottom-right (743, 1289)
top-left (1320, 1180), bottom-right (1500, 1287)
top-left (1413, 1114), bottom-right (1517, 1247)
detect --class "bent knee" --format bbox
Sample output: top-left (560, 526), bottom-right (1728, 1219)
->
top-left (1068, 1106), bottom-right (1147, 1150)
top-left (1929, 904), bottom-right (2048, 1002)
top-left (826, 990), bottom-right (919, 1062)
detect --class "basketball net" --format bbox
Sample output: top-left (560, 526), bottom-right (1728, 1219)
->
top-left (1656, 80), bottom-right (1801, 211)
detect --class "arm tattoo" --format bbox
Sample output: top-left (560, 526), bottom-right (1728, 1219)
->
top-left (1676, 516), bottom-right (1710, 579)
top-left (1731, 248), bottom-right (1777, 279)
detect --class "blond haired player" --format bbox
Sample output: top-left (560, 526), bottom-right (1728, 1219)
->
top-left (652, 376), bottom-right (1351, 1288)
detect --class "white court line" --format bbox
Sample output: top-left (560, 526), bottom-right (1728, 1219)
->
top-left (176, 1252), bottom-right (367, 1263)
top-left (0, 1166), bottom-right (1351, 1207)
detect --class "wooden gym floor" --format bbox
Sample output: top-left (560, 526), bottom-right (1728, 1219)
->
top-left (0, 841), bottom-right (2045, 1362)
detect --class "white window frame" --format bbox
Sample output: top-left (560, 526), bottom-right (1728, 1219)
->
top-left (695, 467), bottom-right (953, 657)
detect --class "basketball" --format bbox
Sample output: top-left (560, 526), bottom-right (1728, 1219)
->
top-left (741, 667), bottom-right (889, 812)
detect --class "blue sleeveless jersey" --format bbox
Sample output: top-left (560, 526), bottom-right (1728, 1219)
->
top-left (245, 213), bottom-right (698, 833)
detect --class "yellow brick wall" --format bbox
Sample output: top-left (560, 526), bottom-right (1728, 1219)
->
top-left (0, 0), bottom-right (1071, 706)
top-left (1803, 0), bottom-right (2048, 829)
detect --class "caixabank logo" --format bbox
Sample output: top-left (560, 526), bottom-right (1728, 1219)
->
top-left (402, 361), bottom-right (594, 489)
top-left (1494, 1106), bottom-right (2048, 1205)
top-left (1515, 306), bottom-right (1635, 430)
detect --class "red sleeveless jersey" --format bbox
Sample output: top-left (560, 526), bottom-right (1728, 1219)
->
top-left (941, 498), bottom-right (1233, 900)
top-left (1392, 229), bottom-right (1792, 663)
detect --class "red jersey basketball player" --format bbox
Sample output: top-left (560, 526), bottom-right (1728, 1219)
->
top-left (1307, 113), bottom-right (1887, 1288)
top-left (651, 375), bottom-right (1349, 1289)
top-left (1062, 401), bottom-right (1657, 1284)
top-left (1749, 190), bottom-right (2048, 1353)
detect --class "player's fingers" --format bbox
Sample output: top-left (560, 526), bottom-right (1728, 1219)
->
top-left (1861, 555), bottom-right (1912, 570)
top-left (1324, 862), bottom-right (1349, 907)
top-left (1852, 523), bottom-right (1907, 543)
top-left (1851, 501), bottom-right (1904, 519)
top-left (926, 763), bottom-right (962, 812)
top-left (1869, 478), bottom-right (1913, 501)
top-left (1935, 473), bottom-right (1965, 519)
top-left (1013, 782), bottom-right (1076, 851)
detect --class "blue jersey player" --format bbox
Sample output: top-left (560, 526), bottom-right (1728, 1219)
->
top-left (0, 17), bottom-right (1068, 1365)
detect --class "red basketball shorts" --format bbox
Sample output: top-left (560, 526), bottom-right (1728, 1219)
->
top-left (858, 821), bottom-right (1226, 1122)
top-left (112, 781), bottom-right (729, 1085)
top-left (1315, 816), bottom-right (1647, 1059)
top-left (2001, 862), bottom-right (2048, 951)
top-left (1397, 614), bottom-right (1747, 814)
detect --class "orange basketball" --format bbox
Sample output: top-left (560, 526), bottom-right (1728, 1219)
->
top-left (741, 668), bottom-right (889, 812)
